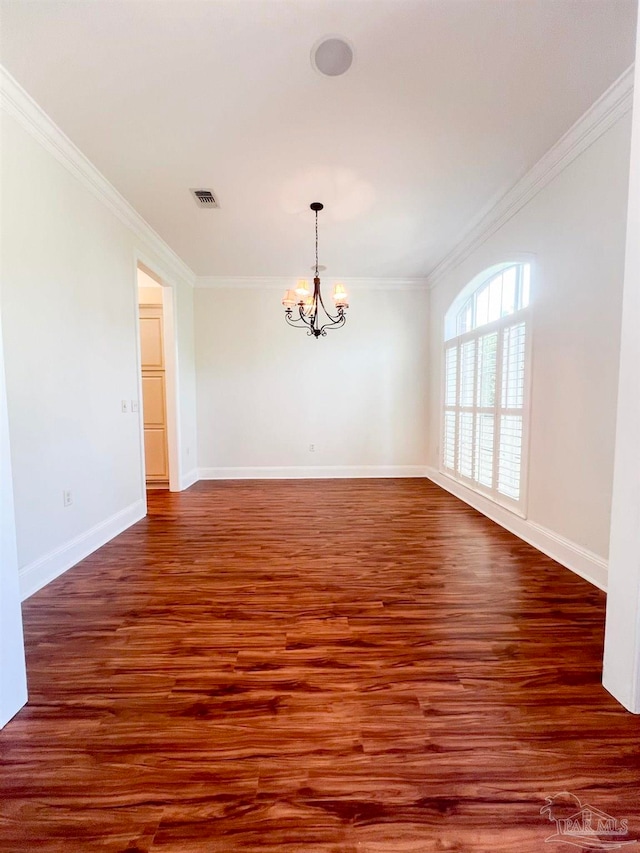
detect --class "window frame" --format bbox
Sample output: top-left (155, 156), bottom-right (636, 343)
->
top-left (440, 263), bottom-right (533, 518)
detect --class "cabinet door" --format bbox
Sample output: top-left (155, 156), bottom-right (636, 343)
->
top-left (142, 371), bottom-right (167, 480)
top-left (140, 307), bottom-right (164, 369)
top-left (139, 304), bottom-right (168, 484)
top-left (142, 373), bottom-right (166, 427)
top-left (144, 427), bottom-right (168, 479)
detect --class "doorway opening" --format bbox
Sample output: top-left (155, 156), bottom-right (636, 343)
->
top-left (136, 264), bottom-right (179, 491)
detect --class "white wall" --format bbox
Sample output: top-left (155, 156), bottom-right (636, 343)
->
top-left (195, 284), bottom-right (428, 476)
top-left (1, 99), bottom-right (197, 600)
top-left (174, 274), bottom-right (197, 485)
top-left (0, 305), bottom-right (27, 728)
top-left (603, 19), bottom-right (640, 713)
top-left (426, 113), bottom-right (632, 585)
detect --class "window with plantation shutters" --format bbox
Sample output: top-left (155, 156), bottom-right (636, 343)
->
top-left (442, 263), bottom-right (530, 513)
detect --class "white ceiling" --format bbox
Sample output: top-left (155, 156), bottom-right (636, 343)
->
top-left (0, 0), bottom-right (636, 279)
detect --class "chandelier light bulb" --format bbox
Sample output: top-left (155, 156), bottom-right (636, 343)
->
top-left (295, 279), bottom-right (311, 297)
top-left (332, 283), bottom-right (349, 307)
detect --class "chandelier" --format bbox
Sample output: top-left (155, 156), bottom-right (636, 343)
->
top-left (281, 202), bottom-right (349, 338)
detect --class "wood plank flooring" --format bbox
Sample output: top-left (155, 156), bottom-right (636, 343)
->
top-left (1, 479), bottom-right (639, 852)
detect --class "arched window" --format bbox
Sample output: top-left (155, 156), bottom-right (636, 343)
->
top-left (442, 262), bottom-right (531, 512)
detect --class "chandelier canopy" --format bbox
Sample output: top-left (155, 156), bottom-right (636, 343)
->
top-left (281, 203), bottom-right (349, 338)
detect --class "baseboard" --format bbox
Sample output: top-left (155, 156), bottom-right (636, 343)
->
top-left (179, 468), bottom-right (199, 491)
top-left (19, 499), bottom-right (147, 601)
top-left (198, 465), bottom-right (428, 480)
top-left (425, 467), bottom-right (608, 591)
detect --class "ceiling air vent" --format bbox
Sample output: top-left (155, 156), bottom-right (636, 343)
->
top-left (190, 188), bottom-right (219, 208)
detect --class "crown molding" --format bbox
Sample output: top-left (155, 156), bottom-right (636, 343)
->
top-left (0, 66), bottom-right (196, 288)
top-left (196, 276), bottom-right (428, 291)
top-left (426, 64), bottom-right (635, 289)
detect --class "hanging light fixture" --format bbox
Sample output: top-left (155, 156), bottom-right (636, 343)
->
top-left (282, 202), bottom-right (349, 338)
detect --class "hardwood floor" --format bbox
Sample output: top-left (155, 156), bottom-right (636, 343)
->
top-left (1, 479), bottom-right (638, 852)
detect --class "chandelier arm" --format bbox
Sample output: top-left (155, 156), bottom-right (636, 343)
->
top-left (316, 287), bottom-right (342, 323)
top-left (285, 308), bottom-right (312, 329)
top-left (318, 312), bottom-right (346, 334)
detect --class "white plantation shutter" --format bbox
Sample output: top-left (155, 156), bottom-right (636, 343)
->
top-left (459, 340), bottom-right (476, 406)
top-left (458, 412), bottom-right (474, 478)
top-left (498, 415), bottom-right (522, 499)
top-left (443, 410), bottom-right (456, 470)
top-left (497, 322), bottom-right (526, 501)
top-left (445, 346), bottom-right (457, 406)
top-left (442, 263), bottom-right (530, 512)
top-left (474, 413), bottom-right (494, 488)
top-left (443, 346), bottom-right (458, 471)
top-left (502, 323), bottom-right (526, 408)
top-left (477, 332), bottom-right (497, 407)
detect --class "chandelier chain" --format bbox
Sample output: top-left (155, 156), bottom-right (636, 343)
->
top-left (315, 209), bottom-right (319, 277)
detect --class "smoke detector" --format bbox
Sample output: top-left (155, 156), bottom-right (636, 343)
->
top-left (190, 189), bottom-right (219, 208)
top-left (311, 37), bottom-right (354, 77)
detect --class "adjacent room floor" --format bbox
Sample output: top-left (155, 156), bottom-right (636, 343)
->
top-left (1, 479), bottom-right (638, 852)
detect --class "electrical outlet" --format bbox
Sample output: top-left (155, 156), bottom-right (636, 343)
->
top-left (63, 490), bottom-right (73, 507)
top-left (309, 444), bottom-right (315, 453)
top-left (131, 400), bottom-right (139, 413)
top-left (121, 400), bottom-right (129, 414)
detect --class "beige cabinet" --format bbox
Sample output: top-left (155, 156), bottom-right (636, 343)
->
top-left (139, 313), bottom-right (165, 369)
top-left (139, 305), bottom-right (168, 486)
